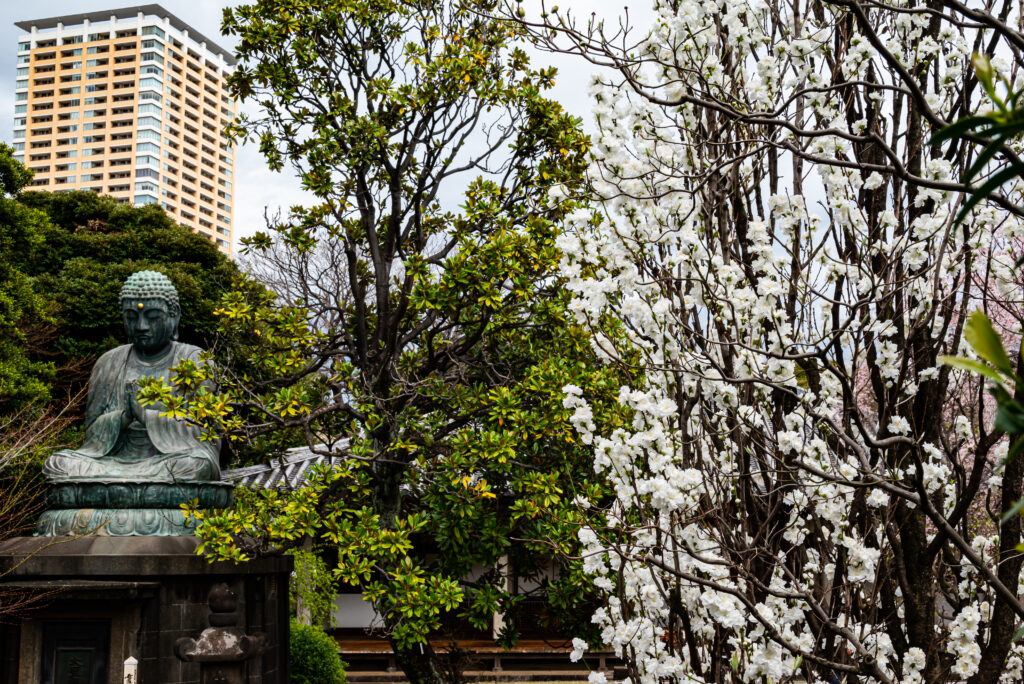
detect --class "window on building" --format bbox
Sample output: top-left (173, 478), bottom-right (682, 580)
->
top-left (142, 26), bottom-right (166, 39)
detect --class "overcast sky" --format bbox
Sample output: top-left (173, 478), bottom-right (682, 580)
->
top-left (1, 1), bottom-right (653, 254)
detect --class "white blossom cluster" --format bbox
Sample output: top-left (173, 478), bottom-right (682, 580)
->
top-left (545, 0), bottom-right (1024, 681)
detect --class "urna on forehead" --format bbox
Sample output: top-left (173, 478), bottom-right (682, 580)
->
top-left (124, 299), bottom-right (171, 311)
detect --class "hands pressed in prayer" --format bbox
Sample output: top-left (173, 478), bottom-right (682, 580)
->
top-left (126, 381), bottom-right (146, 424)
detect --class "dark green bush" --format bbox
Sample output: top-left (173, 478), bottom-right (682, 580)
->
top-left (290, 619), bottom-right (346, 684)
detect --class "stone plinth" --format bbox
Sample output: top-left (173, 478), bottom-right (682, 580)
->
top-left (36, 481), bottom-right (234, 536)
top-left (0, 536), bottom-right (291, 684)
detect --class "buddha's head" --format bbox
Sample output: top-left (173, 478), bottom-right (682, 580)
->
top-left (119, 271), bottom-right (181, 356)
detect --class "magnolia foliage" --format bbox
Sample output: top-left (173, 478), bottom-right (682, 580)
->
top-left (526, 0), bottom-right (1024, 681)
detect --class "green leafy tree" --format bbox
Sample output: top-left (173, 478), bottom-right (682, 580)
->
top-left (139, 1), bottom-right (627, 682)
top-left (18, 190), bottom-right (244, 365)
top-left (0, 145), bottom-right (55, 411)
top-left (291, 544), bottom-right (337, 627)
top-left (0, 188), bottom-right (255, 454)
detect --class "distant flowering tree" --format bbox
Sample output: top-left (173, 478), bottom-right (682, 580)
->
top-left (511, 0), bottom-right (1024, 681)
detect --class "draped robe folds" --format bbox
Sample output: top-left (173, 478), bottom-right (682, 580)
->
top-left (44, 342), bottom-right (221, 482)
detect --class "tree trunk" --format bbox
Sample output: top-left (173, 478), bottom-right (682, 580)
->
top-left (372, 450), bottom-right (445, 684)
top-left (391, 639), bottom-right (446, 684)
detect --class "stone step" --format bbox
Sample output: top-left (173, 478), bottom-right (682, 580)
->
top-left (345, 670), bottom-right (614, 683)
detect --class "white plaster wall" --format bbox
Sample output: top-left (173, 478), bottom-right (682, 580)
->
top-left (332, 592), bottom-right (382, 629)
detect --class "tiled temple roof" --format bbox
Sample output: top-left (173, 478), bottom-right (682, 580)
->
top-left (222, 445), bottom-right (343, 489)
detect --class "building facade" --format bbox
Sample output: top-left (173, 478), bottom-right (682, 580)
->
top-left (13, 5), bottom-right (237, 253)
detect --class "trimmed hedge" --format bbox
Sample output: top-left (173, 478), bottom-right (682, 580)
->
top-left (290, 619), bottom-right (346, 684)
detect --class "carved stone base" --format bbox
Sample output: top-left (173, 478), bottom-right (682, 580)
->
top-left (36, 508), bottom-right (194, 536)
top-left (46, 480), bottom-right (234, 509)
top-left (35, 480), bottom-right (234, 536)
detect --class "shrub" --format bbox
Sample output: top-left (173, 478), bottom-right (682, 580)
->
top-left (290, 619), bottom-right (346, 684)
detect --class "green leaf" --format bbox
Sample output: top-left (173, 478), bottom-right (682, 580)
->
top-left (929, 115), bottom-right (997, 146)
top-left (964, 311), bottom-right (1014, 375)
top-left (1005, 436), bottom-right (1024, 466)
top-left (965, 136), bottom-right (1012, 184)
top-left (995, 402), bottom-right (1024, 434)
top-left (973, 53), bottom-right (996, 94)
top-left (938, 355), bottom-right (1007, 385)
top-left (954, 163), bottom-right (1024, 226)
top-left (1000, 496), bottom-right (1024, 526)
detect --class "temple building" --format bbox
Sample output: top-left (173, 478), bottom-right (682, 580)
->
top-left (12, 4), bottom-right (237, 254)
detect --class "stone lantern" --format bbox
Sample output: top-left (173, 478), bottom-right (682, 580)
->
top-left (175, 583), bottom-right (267, 684)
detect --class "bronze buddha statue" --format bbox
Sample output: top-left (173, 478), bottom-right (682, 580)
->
top-left (37, 271), bottom-right (231, 536)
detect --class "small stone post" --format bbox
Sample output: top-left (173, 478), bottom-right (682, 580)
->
top-left (123, 656), bottom-right (138, 684)
top-left (174, 583), bottom-right (266, 684)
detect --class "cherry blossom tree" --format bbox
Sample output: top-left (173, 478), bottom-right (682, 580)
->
top-left (511, 0), bottom-right (1024, 681)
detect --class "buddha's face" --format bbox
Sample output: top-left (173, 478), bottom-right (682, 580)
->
top-left (123, 299), bottom-right (178, 355)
